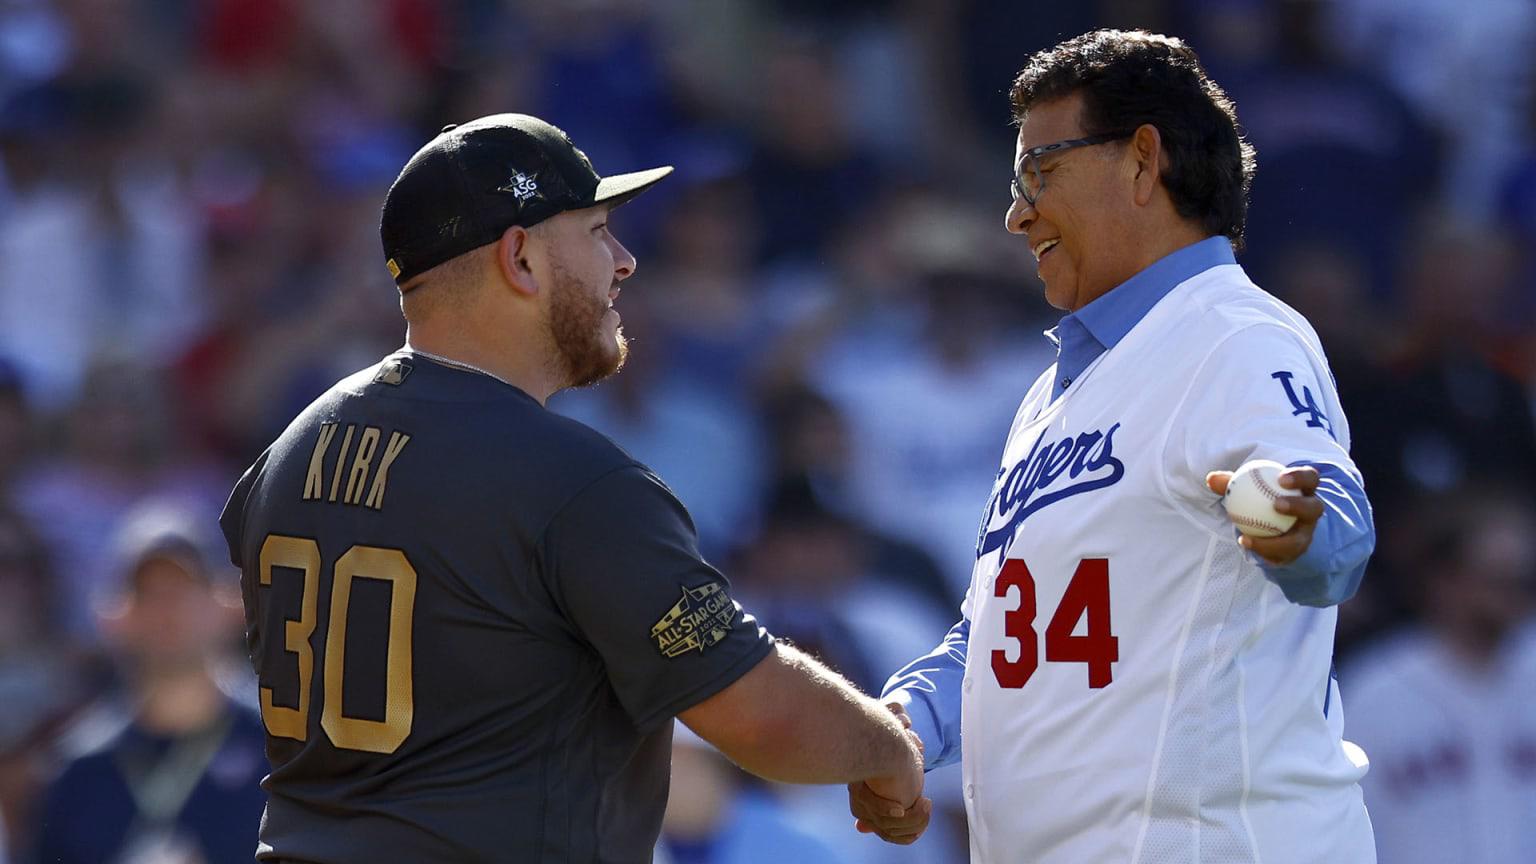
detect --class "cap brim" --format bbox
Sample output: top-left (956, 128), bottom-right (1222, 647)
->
top-left (593, 166), bottom-right (673, 209)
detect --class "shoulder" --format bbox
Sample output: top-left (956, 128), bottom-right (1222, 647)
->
top-left (1170, 265), bottom-right (1323, 350)
top-left (510, 409), bottom-right (651, 510)
top-left (42, 702), bottom-right (134, 790)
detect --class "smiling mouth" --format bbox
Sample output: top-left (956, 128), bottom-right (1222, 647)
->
top-left (1033, 238), bottom-right (1060, 262)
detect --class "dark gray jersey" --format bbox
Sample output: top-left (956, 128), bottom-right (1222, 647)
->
top-left (220, 351), bottom-right (773, 863)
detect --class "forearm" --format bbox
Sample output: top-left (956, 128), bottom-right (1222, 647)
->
top-left (680, 642), bottom-right (918, 786)
top-left (1262, 460), bottom-right (1375, 606)
top-left (882, 618), bottom-right (967, 769)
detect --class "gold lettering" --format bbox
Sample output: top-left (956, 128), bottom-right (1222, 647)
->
top-left (328, 425), bottom-right (356, 503)
top-left (365, 432), bottom-right (411, 511)
top-left (343, 427), bottom-right (382, 505)
top-left (303, 424), bottom-right (338, 501)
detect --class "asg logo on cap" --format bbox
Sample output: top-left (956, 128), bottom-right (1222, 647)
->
top-left (499, 171), bottom-right (540, 202)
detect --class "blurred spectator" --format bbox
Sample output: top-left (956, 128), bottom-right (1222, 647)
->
top-left (12, 360), bottom-right (229, 638)
top-left (655, 725), bottom-right (843, 864)
top-left (1343, 221), bottom-right (1536, 540)
top-left (0, 72), bottom-right (206, 411)
top-left (809, 201), bottom-right (1052, 592)
top-left (30, 505), bottom-right (265, 864)
top-left (1328, 0), bottom-right (1536, 222)
top-left (1228, 0), bottom-right (1429, 299)
top-left (0, 506), bottom-right (99, 863)
top-left (931, 0), bottom-right (1101, 186)
top-left (759, 385), bottom-right (950, 611)
top-left (0, 362), bottom-right (30, 501)
top-left (1495, 79), bottom-right (1536, 322)
top-left (745, 29), bottom-right (885, 269)
top-left (643, 175), bottom-right (766, 390)
top-left (527, 0), bottom-right (676, 173)
top-left (729, 479), bottom-right (953, 695)
top-left (1343, 486), bottom-right (1536, 864)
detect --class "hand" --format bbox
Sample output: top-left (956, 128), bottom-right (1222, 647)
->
top-left (1206, 465), bottom-right (1325, 566)
top-left (848, 702), bottom-right (931, 845)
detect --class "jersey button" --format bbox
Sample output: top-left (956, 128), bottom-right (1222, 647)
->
top-left (1061, 377), bottom-right (1072, 388)
top-left (963, 677), bottom-right (973, 693)
top-left (965, 783), bottom-right (976, 800)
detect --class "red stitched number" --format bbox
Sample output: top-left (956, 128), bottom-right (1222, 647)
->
top-left (991, 558), bottom-right (1118, 689)
top-left (990, 558), bottom-right (1039, 688)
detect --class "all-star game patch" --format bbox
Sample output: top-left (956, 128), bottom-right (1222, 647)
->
top-left (651, 583), bottom-right (735, 658)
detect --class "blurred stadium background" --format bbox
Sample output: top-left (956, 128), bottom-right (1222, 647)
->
top-left (0, 0), bottom-right (1533, 862)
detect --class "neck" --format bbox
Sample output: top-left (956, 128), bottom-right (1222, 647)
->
top-left (1077, 221), bottom-right (1211, 311)
top-left (136, 664), bottom-right (226, 735)
top-left (1130, 221), bottom-right (1210, 278)
top-left (405, 324), bottom-right (559, 405)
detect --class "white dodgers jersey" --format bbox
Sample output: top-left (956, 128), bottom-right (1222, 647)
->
top-left (960, 264), bottom-right (1374, 863)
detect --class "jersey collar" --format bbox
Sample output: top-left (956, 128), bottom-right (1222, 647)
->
top-left (1046, 236), bottom-right (1235, 400)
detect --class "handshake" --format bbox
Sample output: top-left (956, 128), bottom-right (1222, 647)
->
top-left (846, 701), bottom-right (933, 846)
top-left (677, 643), bottom-right (934, 848)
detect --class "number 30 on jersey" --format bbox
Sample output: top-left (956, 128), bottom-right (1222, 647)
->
top-left (258, 534), bottom-right (417, 754)
top-left (991, 557), bottom-right (1118, 689)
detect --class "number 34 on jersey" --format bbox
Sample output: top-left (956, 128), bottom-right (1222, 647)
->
top-left (990, 557), bottom-right (1118, 690)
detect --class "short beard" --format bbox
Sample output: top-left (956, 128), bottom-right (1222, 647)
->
top-left (547, 255), bottom-right (628, 389)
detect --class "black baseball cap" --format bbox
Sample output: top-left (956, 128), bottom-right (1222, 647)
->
top-left (380, 113), bottom-right (673, 286)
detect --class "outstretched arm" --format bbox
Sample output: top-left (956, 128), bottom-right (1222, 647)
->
top-left (679, 641), bottom-right (928, 815)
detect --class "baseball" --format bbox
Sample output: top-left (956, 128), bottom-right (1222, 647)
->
top-left (1222, 459), bottom-right (1301, 538)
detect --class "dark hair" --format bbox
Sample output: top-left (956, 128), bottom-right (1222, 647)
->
top-left (1010, 30), bottom-right (1256, 249)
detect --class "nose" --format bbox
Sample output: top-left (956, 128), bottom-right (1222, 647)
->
top-left (609, 234), bottom-right (637, 281)
top-left (1005, 195), bottom-right (1034, 236)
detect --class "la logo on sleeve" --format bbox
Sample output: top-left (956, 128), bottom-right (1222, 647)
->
top-left (1271, 371), bottom-right (1334, 438)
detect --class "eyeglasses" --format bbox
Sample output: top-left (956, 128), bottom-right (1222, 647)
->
top-left (1010, 132), bottom-right (1133, 205)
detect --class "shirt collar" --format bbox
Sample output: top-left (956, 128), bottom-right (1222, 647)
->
top-left (1070, 235), bottom-right (1235, 350)
top-left (1045, 236), bottom-right (1235, 399)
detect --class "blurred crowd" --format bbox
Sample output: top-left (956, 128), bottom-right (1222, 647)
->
top-left (0, 0), bottom-right (1533, 862)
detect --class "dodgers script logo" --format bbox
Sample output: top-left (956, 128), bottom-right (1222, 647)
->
top-left (976, 423), bottom-right (1125, 559)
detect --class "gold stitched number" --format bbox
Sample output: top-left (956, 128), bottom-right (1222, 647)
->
top-left (324, 546), bottom-right (416, 753)
top-left (257, 535), bottom-right (417, 754)
top-left (258, 536), bottom-right (320, 741)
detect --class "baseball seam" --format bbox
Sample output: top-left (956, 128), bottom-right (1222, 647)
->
top-left (1250, 471), bottom-right (1284, 502)
top-left (1229, 513), bottom-right (1287, 535)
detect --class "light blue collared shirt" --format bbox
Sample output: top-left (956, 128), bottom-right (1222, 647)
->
top-left (883, 236), bottom-right (1374, 771)
top-left (1049, 236), bottom-right (1235, 401)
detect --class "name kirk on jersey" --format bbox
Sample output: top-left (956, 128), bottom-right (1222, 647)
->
top-left (302, 422), bottom-right (411, 511)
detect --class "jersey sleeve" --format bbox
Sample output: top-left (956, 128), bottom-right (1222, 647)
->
top-left (1163, 321), bottom-right (1356, 502)
top-left (541, 465), bottom-right (774, 732)
top-left (882, 617), bottom-right (968, 770)
top-left (219, 449), bottom-right (268, 569)
top-left (1163, 321), bottom-right (1374, 605)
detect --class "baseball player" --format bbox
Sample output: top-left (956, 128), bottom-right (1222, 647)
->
top-left (848, 31), bottom-right (1377, 862)
top-left (1344, 491), bottom-right (1536, 864)
top-left (221, 114), bottom-right (926, 864)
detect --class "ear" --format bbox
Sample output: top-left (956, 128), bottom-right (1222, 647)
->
top-left (495, 225), bottom-right (541, 297)
top-left (95, 593), bottom-right (133, 643)
top-left (1129, 124), bottom-right (1162, 207)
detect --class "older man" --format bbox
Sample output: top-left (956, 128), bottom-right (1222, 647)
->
top-left (851, 30), bottom-right (1376, 863)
